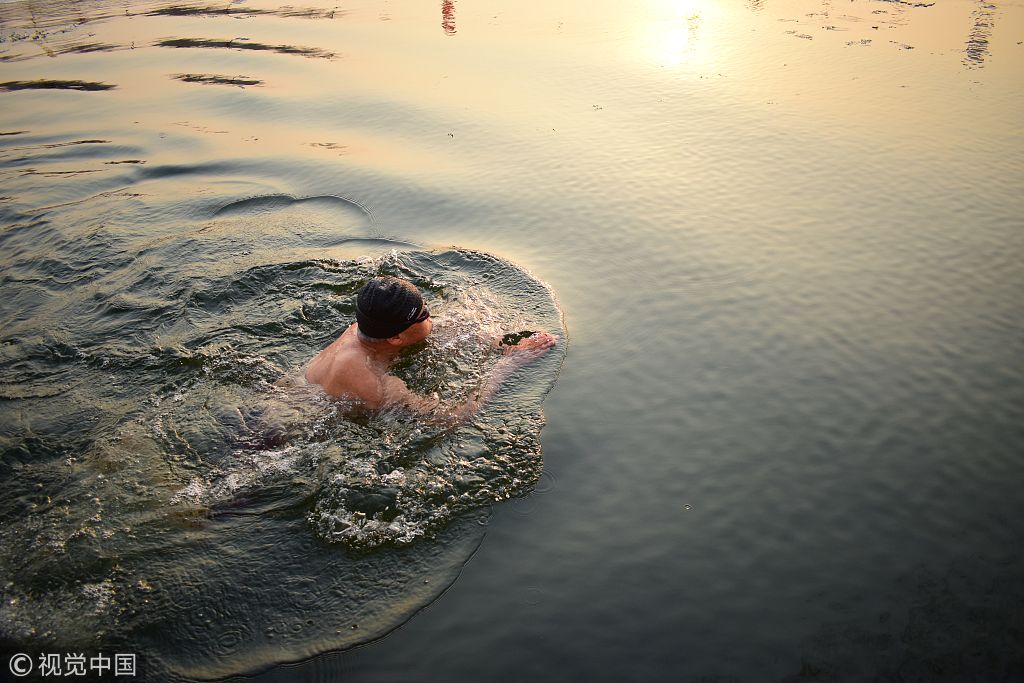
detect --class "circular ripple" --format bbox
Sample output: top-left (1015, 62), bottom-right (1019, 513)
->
top-left (523, 587), bottom-right (544, 606)
top-left (510, 493), bottom-right (539, 515)
top-left (534, 470), bottom-right (557, 494)
top-left (285, 576), bottom-right (325, 611)
top-left (211, 625), bottom-right (252, 656)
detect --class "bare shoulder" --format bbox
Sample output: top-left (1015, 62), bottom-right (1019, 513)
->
top-left (306, 332), bottom-right (385, 405)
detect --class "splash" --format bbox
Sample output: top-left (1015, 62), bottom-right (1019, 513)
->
top-left (0, 188), bottom-right (564, 679)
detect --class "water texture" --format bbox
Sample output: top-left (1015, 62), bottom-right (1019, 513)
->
top-left (1, 0), bottom-right (1022, 680)
top-left (0, 181), bottom-right (565, 679)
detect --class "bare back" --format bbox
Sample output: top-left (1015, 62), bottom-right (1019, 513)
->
top-left (304, 324), bottom-right (388, 407)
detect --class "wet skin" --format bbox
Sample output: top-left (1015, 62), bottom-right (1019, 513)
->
top-left (305, 318), bottom-right (557, 418)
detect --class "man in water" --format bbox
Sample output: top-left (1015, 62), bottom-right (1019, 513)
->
top-left (305, 276), bottom-right (557, 418)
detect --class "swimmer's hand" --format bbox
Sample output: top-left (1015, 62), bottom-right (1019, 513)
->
top-left (501, 331), bottom-right (557, 361)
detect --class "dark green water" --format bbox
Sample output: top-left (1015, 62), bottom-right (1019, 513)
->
top-left (2, 0), bottom-right (1022, 680)
top-left (0, 186), bottom-right (566, 679)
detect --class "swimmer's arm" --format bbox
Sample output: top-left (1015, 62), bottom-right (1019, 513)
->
top-left (379, 376), bottom-right (444, 414)
top-left (380, 332), bottom-right (558, 423)
top-left (378, 365), bottom-right (505, 424)
top-left (456, 332), bottom-right (558, 419)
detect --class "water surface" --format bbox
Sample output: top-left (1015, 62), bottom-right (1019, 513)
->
top-left (1, 0), bottom-right (1022, 680)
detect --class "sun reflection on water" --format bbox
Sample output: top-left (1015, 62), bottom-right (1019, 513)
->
top-left (642, 0), bottom-right (715, 68)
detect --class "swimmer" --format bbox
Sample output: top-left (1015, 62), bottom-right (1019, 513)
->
top-left (305, 276), bottom-right (557, 419)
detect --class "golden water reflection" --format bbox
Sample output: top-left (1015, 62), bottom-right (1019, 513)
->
top-left (0, 0), bottom-right (1020, 183)
top-left (644, 0), bottom-right (710, 67)
top-left (0, 3), bottom-right (1021, 675)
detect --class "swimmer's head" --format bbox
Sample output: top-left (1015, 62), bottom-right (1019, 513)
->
top-left (355, 276), bottom-right (431, 342)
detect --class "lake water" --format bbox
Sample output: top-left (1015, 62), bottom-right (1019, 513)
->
top-left (1, 0), bottom-right (1022, 680)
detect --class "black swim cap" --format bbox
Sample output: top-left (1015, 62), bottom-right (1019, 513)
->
top-left (355, 276), bottom-right (426, 339)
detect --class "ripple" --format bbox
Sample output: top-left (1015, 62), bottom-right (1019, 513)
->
top-left (212, 192), bottom-right (372, 224)
top-left (0, 172), bottom-right (563, 678)
top-left (171, 73), bottom-right (264, 87)
top-left (284, 576), bottom-right (325, 611)
top-left (0, 80), bottom-right (117, 91)
top-left (534, 469), bottom-right (557, 494)
top-left (510, 493), bottom-right (539, 515)
top-left (147, 5), bottom-right (344, 20)
top-left (963, 1), bottom-right (996, 67)
top-left (523, 587), bottom-right (544, 606)
top-left (211, 625), bottom-right (252, 657)
top-left (155, 37), bottom-right (337, 60)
